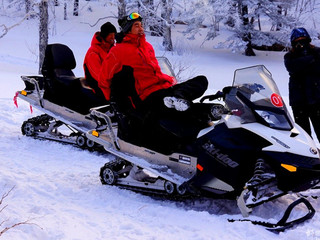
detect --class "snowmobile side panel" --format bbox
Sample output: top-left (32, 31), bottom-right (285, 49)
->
top-left (262, 151), bottom-right (320, 192)
top-left (18, 91), bottom-right (97, 133)
top-left (191, 123), bottom-right (272, 195)
top-left (241, 122), bottom-right (319, 158)
top-left (87, 130), bottom-right (197, 185)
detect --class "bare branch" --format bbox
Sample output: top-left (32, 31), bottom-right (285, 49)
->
top-left (0, 12), bottom-right (36, 39)
top-left (0, 219), bottom-right (40, 237)
top-left (0, 218), bottom-right (9, 227)
top-left (80, 16), bottom-right (117, 28)
top-left (0, 186), bottom-right (15, 206)
top-left (0, 204), bottom-right (8, 214)
top-left (0, 186), bottom-right (43, 237)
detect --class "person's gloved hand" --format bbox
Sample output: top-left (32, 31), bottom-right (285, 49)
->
top-left (293, 39), bottom-right (311, 56)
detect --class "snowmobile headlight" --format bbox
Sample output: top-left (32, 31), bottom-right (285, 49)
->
top-left (21, 90), bottom-right (27, 96)
top-left (255, 110), bottom-right (291, 130)
top-left (281, 164), bottom-right (297, 172)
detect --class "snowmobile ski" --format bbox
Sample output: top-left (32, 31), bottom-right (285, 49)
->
top-left (230, 197), bottom-right (315, 233)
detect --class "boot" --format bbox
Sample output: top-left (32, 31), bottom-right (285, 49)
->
top-left (163, 96), bottom-right (190, 111)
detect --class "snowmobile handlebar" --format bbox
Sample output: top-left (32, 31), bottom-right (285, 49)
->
top-left (200, 90), bottom-right (225, 103)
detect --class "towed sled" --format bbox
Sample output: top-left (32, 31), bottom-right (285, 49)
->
top-left (16, 43), bottom-right (320, 232)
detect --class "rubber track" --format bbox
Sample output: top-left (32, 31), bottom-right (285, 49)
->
top-left (100, 160), bottom-right (195, 200)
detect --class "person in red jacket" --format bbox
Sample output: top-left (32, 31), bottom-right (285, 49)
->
top-left (98, 13), bottom-right (224, 153)
top-left (83, 22), bottom-right (116, 100)
top-left (99, 13), bottom-right (208, 113)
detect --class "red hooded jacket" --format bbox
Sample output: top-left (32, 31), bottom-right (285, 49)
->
top-left (83, 32), bottom-right (113, 92)
top-left (99, 33), bottom-right (176, 101)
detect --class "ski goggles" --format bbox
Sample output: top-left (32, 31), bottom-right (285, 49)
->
top-left (127, 12), bottom-right (141, 21)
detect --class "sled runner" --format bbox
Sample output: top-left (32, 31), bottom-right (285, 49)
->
top-left (16, 43), bottom-right (320, 232)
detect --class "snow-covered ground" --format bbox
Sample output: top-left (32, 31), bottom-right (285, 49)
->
top-left (1, 2), bottom-right (320, 240)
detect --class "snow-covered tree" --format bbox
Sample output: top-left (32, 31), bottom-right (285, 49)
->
top-left (138, 0), bottom-right (157, 35)
top-left (161, 0), bottom-right (173, 51)
top-left (235, 0), bottom-right (299, 52)
top-left (26, 0), bottom-right (32, 15)
top-left (2, 0), bottom-right (320, 56)
top-left (179, 0), bottom-right (313, 55)
top-left (73, 0), bottom-right (79, 16)
top-left (291, 0), bottom-right (320, 30)
top-left (121, 0), bottom-right (174, 51)
top-left (118, 0), bottom-right (127, 18)
top-left (0, 0), bottom-right (37, 38)
top-left (39, 0), bottom-right (48, 73)
top-left (180, 0), bottom-right (232, 42)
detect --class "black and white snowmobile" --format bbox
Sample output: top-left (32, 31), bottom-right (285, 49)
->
top-left (16, 43), bottom-right (320, 232)
top-left (87, 65), bottom-right (320, 231)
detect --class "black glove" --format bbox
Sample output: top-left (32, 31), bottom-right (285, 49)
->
top-left (293, 40), bottom-right (311, 56)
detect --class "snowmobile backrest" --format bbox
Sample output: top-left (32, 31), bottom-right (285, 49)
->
top-left (41, 43), bottom-right (76, 81)
top-left (110, 65), bottom-right (142, 113)
top-left (109, 66), bottom-right (145, 142)
top-left (41, 43), bottom-right (85, 111)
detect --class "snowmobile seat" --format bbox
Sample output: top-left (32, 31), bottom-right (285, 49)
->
top-left (109, 66), bottom-right (201, 154)
top-left (79, 77), bottom-right (92, 90)
top-left (41, 43), bottom-right (107, 114)
top-left (42, 43), bottom-right (78, 85)
top-left (110, 66), bottom-right (145, 144)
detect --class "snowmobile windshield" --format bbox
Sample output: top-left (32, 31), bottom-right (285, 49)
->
top-left (225, 65), bottom-right (294, 130)
top-left (157, 57), bottom-right (176, 78)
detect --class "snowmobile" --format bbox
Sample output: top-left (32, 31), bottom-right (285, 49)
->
top-left (89, 64), bottom-right (320, 231)
top-left (15, 43), bottom-right (173, 150)
top-left (15, 43), bottom-right (104, 149)
top-left (16, 43), bottom-right (320, 232)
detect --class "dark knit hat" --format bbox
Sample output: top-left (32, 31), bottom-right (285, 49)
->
top-left (290, 27), bottom-right (311, 44)
top-left (118, 12), bottom-right (142, 33)
top-left (100, 22), bottom-right (117, 39)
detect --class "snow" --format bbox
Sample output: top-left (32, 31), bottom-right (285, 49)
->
top-left (1, 2), bottom-right (320, 240)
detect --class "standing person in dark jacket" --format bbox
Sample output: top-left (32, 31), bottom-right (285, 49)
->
top-left (83, 22), bottom-right (117, 102)
top-left (284, 27), bottom-right (320, 142)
